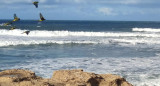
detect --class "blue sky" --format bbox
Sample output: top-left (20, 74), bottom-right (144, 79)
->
top-left (0, 0), bottom-right (160, 21)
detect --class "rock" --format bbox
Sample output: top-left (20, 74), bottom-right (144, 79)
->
top-left (0, 69), bottom-right (53, 86)
top-left (99, 74), bottom-right (132, 86)
top-left (0, 69), bottom-right (37, 82)
top-left (52, 69), bottom-right (133, 86)
top-left (0, 69), bottom-right (133, 86)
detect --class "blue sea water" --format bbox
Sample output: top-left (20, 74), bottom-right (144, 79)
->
top-left (0, 20), bottom-right (160, 86)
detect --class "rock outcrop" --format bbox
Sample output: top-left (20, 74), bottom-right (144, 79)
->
top-left (0, 69), bottom-right (55, 86)
top-left (0, 69), bottom-right (133, 86)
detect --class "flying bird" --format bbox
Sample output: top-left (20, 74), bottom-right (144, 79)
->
top-left (22, 31), bottom-right (30, 35)
top-left (33, 1), bottom-right (39, 8)
top-left (13, 14), bottom-right (20, 22)
top-left (39, 13), bottom-right (46, 21)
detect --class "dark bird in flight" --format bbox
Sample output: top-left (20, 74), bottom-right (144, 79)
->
top-left (39, 13), bottom-right (46, 21)
top-left (33, 1), bottom-right (39, 8)
top-left (22, 31), bottom-right (30, 35)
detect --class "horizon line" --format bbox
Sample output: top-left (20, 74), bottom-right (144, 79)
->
top-left (0, 19), bottom-right (160, 22)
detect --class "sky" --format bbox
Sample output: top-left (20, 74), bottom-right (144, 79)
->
top-left (0, 0), bottom-right (160, 21)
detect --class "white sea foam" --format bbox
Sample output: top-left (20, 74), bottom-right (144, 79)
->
top-left (4, 57), bottom-right (160, 86)
top-left (132, 28), bottom-right (160, 32)
top-left (0, 29), bottom-right (160, 37)
top-left (1, 28), bottom-right (160, 46)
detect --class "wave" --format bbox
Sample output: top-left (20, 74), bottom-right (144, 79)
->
top-left (132, 28), bottom-right (160, 32)
top-left (4, 57), bottom-right (160, 86)
top-left (0, 40), bottom-right (98, 47)
top-left (1, 29), bottom-right (160, 46)
top-left (0, 29), bottom-right (160, 37)
top-left (1, 35), bottom-right (160, 47)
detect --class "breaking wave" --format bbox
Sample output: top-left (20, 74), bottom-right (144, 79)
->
top-left (132, 28), bottom-right (160, 32)
top-left (0, 29), bottom-right (160, 37)
top-left (0, 28), bottom-right (160, 46)
top-left (5, 57), bottom-right (160, 86)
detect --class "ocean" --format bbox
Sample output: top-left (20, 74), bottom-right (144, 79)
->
top-left (0, 20), bottom-right (160, 86)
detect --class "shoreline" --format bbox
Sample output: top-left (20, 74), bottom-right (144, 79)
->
top-left (0, 69), bottom-right (133, 86)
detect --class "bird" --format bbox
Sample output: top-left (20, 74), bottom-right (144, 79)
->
top-left (39, 13), bottom-right (46, 21)
top-left (33, 1), bottom-right (39, 8)
top-left (13, 14), bottom-right (20, 22)
top-left (22, 31), bottom-right (30, 35)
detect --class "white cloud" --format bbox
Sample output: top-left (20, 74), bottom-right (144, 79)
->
top-left (42, 5), bottom-right (58, 8)
top-left (119, 0), bottom-right (140, 4)
top-left (39, 0), bottom-right (47, 3)
top-left (0, 0), bottom-right (158, 6)
top-left (98, 7), bottom-right (116, 16)
top-left (67, 0), bottom-right (157, 5)
top-left (53, 0), bottom-right (86, 4)
top-left (74, 0), bottom-right (86, 3)
top-left (1, 0), bottom-right (31, 4)
top-left (0, 0), bottom-right (47, 4)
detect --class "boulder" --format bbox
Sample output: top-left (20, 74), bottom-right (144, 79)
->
top-left (0, 69), bottom-right (37, 82)
top-left (0, 69), bottom-right (53, 86)
top-left (0, 69), bottom-right (133, 86)
top-left (52, 69), bottom-right (133, 86)
top-left (99, 74), bottom-right (132, 86)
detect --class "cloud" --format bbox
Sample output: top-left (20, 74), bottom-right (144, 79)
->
top-left (0, 0), bottom-right (159, 7)
top-left (0, 0), bottom-right (47, 4)
top-left (0, 0), bottom-right (160, 21)
top-left (92, 0), bottom-right (158, 5)
top-left (98, 7), bottom-right (116, 16)
top-left (1, 0), bottom-right (31, 4)
top-left (119, 0), bottom-right (140, 4)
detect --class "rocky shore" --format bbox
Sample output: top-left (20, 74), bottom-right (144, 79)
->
top-left (0, 69), bottom-right (133, 86)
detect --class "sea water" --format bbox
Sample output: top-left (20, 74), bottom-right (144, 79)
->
top-left (0, 20), bottom-right (160, 86)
